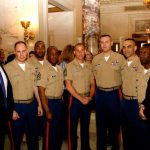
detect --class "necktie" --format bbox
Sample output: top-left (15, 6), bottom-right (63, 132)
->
top-left (0, 71), bottom-right (7, 108)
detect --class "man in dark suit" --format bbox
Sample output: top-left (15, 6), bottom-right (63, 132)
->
top-left (0, 64), bottom-right (14, 150)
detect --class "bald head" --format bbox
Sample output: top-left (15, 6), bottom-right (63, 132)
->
top-left (34, 41), bottom-right (45, 60)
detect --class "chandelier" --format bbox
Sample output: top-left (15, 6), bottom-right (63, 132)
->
top-left (143, 0), bottom-right (150, 7)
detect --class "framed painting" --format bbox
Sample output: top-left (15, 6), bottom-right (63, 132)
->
top-left (135, 19), bottom-right (150, 33)
top-left (128, 14), bottom-right (150, 35)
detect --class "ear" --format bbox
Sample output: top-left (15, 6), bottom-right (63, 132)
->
top-left (111, 41), bottom-right (113, 47)
top-left (27, 52), bottom-right (29, 58)
top-left (134, 45), bottom-right (137, 52)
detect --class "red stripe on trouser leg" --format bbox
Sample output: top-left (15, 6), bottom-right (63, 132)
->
top-left (118, 130), bottom-right (122, 145)
top-left (68, 95), bottom-right (72, 150)
top-left (7, 121), bottom-right (14, 150)
top-left (118, 87), bottom-right (122, 101)
top-left (46, 121), bottom-right (50, 150)
top-left (118, 87), bottom-right (122, 146)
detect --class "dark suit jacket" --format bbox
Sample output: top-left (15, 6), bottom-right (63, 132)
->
top-left (0, 64), bottom-right (14, 121)
top-left (142, 78), bottom-right (150, 122)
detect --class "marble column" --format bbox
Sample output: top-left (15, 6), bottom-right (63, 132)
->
top-left (82, 0), bottom-right (100, 55)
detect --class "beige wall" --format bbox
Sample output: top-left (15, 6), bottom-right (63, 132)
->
top-left (48, 11), bottom-right (74, 50)
top-left (48, 0), bottom-right (84, 49)
top-left (1, 0), bottom-right (149, 54)
top-left (100, 2), bottom-right (150, 48)
top-left (74, 0), bottom-right (82, 39)
top-left (48, 0), bottom-right (83, 49)
top-left (47, 1), bottom-right (150, 50)
top-left (0, 0), bottom-right (39, 54)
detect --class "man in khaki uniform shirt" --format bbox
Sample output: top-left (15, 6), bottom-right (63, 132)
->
top-left (121, 39), bottom-right (149, 150)
top-left (92, 35), bottom-right (125, 150)
top-left (37, 46), bottom-right (64, 150)
top-left (4, 41), bottom-right (43, 150)
top-left (28, 40), bottom-right (47, 137)
top-left (28, 41), bottom-right (47, 69)
top-left (65, 43), bottom-right (95, 150)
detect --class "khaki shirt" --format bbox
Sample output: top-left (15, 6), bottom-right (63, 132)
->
top-left (121, 56), bottom-right (147, 102)
top-left (65, 58), bottom-right (94, 94)
top-left (144, 69), bottom-right (150, 82)
top-left (28, 57), bottom-right (47, 69)
top-left (4, 59), bottom-right (36, 101)
top-left (37, 62), bottom-right (64, 98)
top-left (92, 51), bottom-right (125, 88)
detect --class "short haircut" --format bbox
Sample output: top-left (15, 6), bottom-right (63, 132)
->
top-left (14, 41), bottom-right (27, 49)
top-left (74, 43), bottom-right (85, 50)
top-left (47, 46), bottom-right (58, 54)
top-left (34, 41), bottom-right (45, 49)
top-left (29, 51), bottom-right (35, 55)
top-left (124, 38), bottom-right (136, 44)
top-left (100, 34), bottom-right (112, 39)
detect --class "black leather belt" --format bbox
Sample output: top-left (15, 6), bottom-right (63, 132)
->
top-left (123, 95), bottom-right (137, 100)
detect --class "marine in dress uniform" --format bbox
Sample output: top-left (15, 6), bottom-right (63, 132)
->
top-left (59, 44), bottom-right (74, 139)
top-left (37, 46), bottom-right (64, 150)
top-left (65, 43), bottom-right (95, 150)
top-left (92, 35), bottom-right (125, 150)
top-left (121, 39), bottom-right (148, 150)
top-left (28, 41), bottom-right (47, 137)
top-left (28, 41), bottom-right (47, 69)
top-left (0, 64), bottom-right (14, 150)
top-left (4, 41), bottom-right (43, 150)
